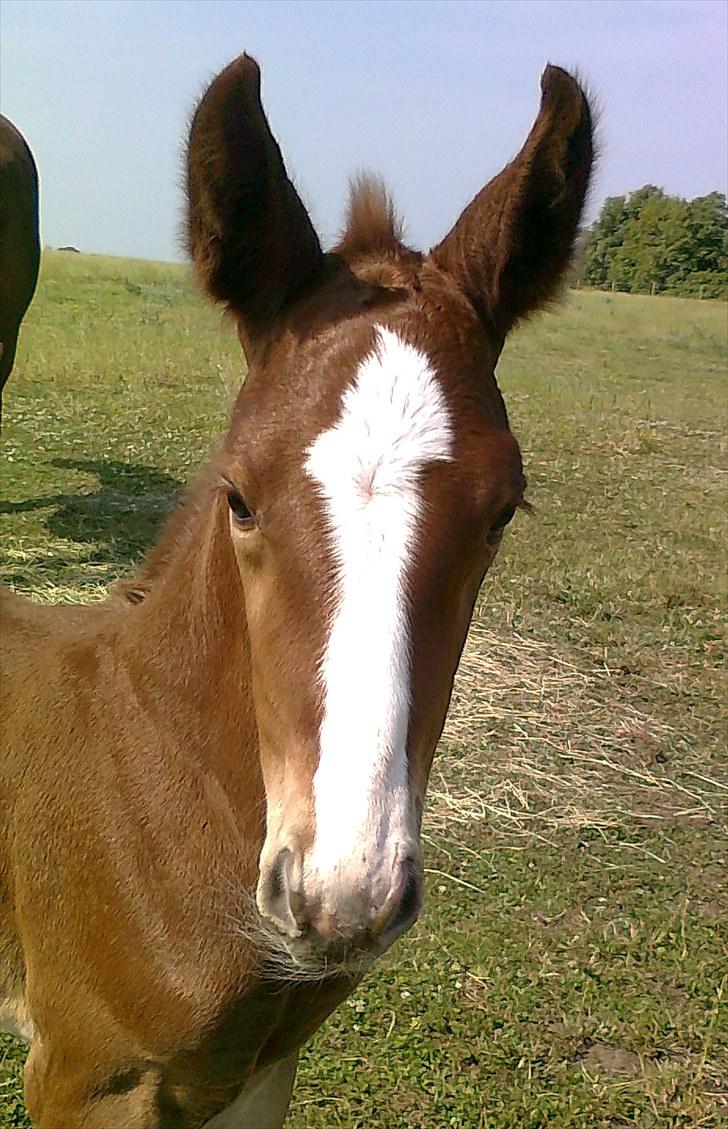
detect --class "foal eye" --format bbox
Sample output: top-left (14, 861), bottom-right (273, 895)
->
top-left (227, 489), bottom-right (256, 528)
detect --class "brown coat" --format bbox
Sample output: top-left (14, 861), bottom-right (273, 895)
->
top-left (1, 55), bottom-right (593, 1127)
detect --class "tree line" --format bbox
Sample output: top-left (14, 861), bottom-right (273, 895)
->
top-left (578, 186), bottom-right (727, 298)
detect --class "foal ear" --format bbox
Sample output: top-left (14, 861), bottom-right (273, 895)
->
top-left (186, 54), bottom-right (323, 343)
top-left (432, 66), bottom-right (594, 338)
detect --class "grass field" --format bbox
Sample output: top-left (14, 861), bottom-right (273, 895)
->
top-left (1, 251), bottom-right (726, 1128)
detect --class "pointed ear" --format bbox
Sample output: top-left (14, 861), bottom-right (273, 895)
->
top-left (432, 65), bottom-right (594, 338)
top-left (186, 54), bottom-right (323, 345)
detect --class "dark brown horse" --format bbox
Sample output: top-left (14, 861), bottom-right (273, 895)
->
top-left (0, 55), bottom-right (593, 1127)
top-left (0, 114), bottom-right (40, 410)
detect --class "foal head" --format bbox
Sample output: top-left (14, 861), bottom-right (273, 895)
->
top-left (186, 56), bottom-right (593, 962)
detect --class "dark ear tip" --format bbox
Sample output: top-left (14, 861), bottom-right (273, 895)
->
top-left (204, 53), bottom-right (261, 105)
top-left (189, 54), bottom-right (263, 139)
top-left (235, 53), bottom-right (261, 86)
top-left (539, 63), bottom-right (590, 134)
top-left (540, 63), bottom-right (584, 105)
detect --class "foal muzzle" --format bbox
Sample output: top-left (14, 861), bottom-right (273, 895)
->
top-left (256, 846), bottom-right (423, 953)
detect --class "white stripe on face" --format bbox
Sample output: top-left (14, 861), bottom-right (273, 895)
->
top-left (304, 327), bottom-right (453, 923)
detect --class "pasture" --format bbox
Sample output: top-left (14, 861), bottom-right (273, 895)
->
top-left (1, 251), bottom-right (726, 1128)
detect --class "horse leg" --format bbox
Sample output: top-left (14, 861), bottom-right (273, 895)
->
top-left (202, 1053), bottom-right (299, 1129)
top-left (0, 319), bottom-right (20, 421)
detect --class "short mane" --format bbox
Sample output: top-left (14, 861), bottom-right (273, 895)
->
top-left (335, 174), bottom-right (406, 258)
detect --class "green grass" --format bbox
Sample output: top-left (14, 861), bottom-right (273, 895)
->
top-left (1, 252), bottom-right (726, 1127)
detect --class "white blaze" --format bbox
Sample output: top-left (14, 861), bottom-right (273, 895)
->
top-left (304, 327), bottom-right (453, 913)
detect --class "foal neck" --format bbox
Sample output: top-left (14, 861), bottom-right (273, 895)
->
top-left (121, 487), bottom-right (258, 773)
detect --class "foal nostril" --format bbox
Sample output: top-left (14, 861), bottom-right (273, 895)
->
top-left (256, 847), bottom-right (301, 938)
top-left (396, 864), bottom-right (422, 928)
top-left (375, 857), bottom-right (423, 944)
top-left (267, 851), bottom-right (286, 900)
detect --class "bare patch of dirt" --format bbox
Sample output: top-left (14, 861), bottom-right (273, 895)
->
top-left (578, 1040), bottom-right (642, 1077)
top-left (690, 898), bottom-right (722, 918)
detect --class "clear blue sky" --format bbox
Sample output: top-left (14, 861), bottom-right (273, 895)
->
top-left (1, 0), bottom-right (726, 262)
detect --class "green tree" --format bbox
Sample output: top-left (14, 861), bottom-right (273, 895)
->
top-left (580, 187), bottom-right (727, 297)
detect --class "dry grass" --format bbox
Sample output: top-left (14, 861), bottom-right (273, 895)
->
top-left (428, 617), bottom-right (725, 850)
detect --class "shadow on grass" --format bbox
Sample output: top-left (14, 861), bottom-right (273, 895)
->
top-left (0, 458), bottom-right (183, 569)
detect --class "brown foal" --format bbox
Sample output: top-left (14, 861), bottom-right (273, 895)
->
top-left (0, 55), bottom-right (593, 1127)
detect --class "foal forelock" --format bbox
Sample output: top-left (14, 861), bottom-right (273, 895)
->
top-left (304, 327), bottom-right (453, 893)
